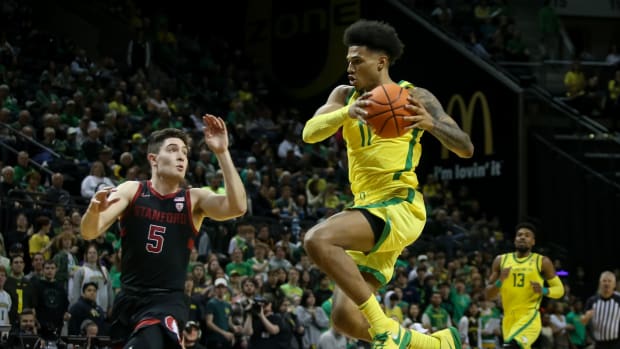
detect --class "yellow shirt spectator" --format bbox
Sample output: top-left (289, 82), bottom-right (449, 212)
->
top-left (564, 62), bottom-right (586, 97)
top-left (29, 233), bottom-right (51, 260)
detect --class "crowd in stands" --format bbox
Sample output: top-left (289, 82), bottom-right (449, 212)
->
top-left (403, 0), bottom-right (619, 128)
top-left (0, 1), bottom-right (612, 348)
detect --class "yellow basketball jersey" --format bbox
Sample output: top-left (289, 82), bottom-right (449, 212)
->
top-left (499, 252), bottom-right (544, 312)
top-left (343, 80), bottom-right (423, 205)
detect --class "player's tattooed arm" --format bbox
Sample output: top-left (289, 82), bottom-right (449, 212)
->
top-left (409, 87), bottom-right (474, 158)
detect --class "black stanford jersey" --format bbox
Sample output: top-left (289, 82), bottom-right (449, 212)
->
top-left (119, 181), bottom-right (198, 291)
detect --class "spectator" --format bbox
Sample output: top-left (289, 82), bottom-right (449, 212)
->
top-left (242, 294), bottom-right (282, 349)
top-left (3, 214), bottom-right (32, 266)
top-left (564, 60), bottom-right (587, 98)
top-left (478, 300), bottom-right (501, 349)
top-left (5, 309), bottom-right (39, 349)
top-left (539, 313), bottom-right (555, 349)
top-left (422, 291), bottom-right (453, 332)
top-left (183, 320), bottom-right (206, 349)
top-left (248, 242), bottom-right (270, 282)
top-left (606, 44), bottom-right (620, 66)
top-left (12, 151), bottom-right (32, 184)
top-left (33, 260), bottom-right (69, 339)
top-left (226, 247), bottom-right (253, 278)
top-left (51, 231), bottom-right (79, 292)
top-left (295, 289), bottom-right (328, 349)
top-left (4, 254), bottom-right (35, 323)
top-left (67, 281), bottom-right (107, 336)
top-left (24, 252), bottom-right (44, 281)
top-left (550, 301), bottom-right (570, 349)
top-left (205, 277), bottom-right (241, 349)
top-left (403, 303), bottom-right (424, 331)
top-left (318, 327), bottom-right (347, 349)
top-left (28, 216), bottom-right (52, 260)
top-left (20, 170), bottom-right (46, 211)
top-left (0, 265), bottom-right (11, 326)
top-left (384, 290), bottom-right (404, 323)
top-left (70, 244), bottom-right (113, 315)
top-left (81, 161), bottom-right (115, 199)
top-left (269, 245), bottom-right (293, 272)
top-left (431, 0), bottom-right (453, 30)
top-left (45, 173), bottom-right (73, 207)
top-left (80, 127), bottom-right (104, 163)
top-left (505, 30), bottom-right (530, 61)
top-left (457, 302), bottom-right (479, 348)
top-left (127, 29), bottom-right (152, 76)
top-left (280, 268), bottom-right (303, 303)
top-left (70, 48), bottom-right (92, 76)
top-left (565, 299), bottom-right (587, 349)
top-left (538, 0), bottom-right (560, 59)
top-left (274, 297), bottom-right (303, 349)
top-left (607, 69), bottom-right (620, 119)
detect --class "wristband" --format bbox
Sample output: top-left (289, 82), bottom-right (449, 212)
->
top-left (542, 287), bottom-right (549, 296)
top-left (495, 280), bottom-right (502, 288)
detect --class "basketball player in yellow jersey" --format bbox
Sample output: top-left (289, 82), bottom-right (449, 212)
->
top-left (302, 19), bottom-right (473, 349)
top-left (486, 222), bottom-right (565, 349)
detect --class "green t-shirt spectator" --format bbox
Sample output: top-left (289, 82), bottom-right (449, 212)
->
top-left (280, 283), bottom-right (303, 302)
top-left (225, 261), bottom-right (253, 277)
top-left (423, 304), bottom-right (452, 332)
top-left (205, 297), bottom-right (232, 344)
top-left (566, 310), bottom-right (586, 346)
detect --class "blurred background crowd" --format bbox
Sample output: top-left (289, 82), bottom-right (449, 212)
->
top-left (0, 0), bottom-right (616, 348)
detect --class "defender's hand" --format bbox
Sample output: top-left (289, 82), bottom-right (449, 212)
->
top-left (203, 114), bottom-right (229, 154)
top-left (89, 187), bottom-right (119, 213)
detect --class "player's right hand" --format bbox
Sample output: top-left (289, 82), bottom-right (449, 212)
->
top-left (89, 186), bottom-right (119, 213)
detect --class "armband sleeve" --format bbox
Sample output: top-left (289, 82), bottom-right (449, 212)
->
top-left (545, 276), bottom-right (564, 299)
top-left (302, 106), bottom-right (349, 143)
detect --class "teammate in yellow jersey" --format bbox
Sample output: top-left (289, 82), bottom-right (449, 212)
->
top-left (302, 19), bottom-right (474, 349)
top-left (486, 222), bottom-right (565, 349)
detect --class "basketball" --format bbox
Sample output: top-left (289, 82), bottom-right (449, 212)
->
top-left (364, 83), bottom-right (412, 138)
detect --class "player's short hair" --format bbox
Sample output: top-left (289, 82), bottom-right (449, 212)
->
top-left (515, 221), bottom-right (538, 237)
top-left (343, 19), bottom-right (405, 64)
top-left (147, 128), bottom-right (190, 155)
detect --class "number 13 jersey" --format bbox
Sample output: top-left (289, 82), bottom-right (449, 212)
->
top-left (499, 252), bottom-right (544, 312)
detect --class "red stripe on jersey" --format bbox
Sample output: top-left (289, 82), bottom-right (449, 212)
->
top-left (185, 189), bottom-right (198, 236)
top-left (135, 317), bottom-right (160, 331)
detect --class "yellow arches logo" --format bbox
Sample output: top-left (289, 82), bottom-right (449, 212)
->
top-left (442, 91), bottom-right (493, 159)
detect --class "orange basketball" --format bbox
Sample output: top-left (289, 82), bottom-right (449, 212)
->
top-left (364, 83), bottom-right (412, 138)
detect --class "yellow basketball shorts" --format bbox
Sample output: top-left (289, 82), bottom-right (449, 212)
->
top-left (502, 308), bottom-right (541, 349)
top-left (346, 189), bottom-right (426, 285)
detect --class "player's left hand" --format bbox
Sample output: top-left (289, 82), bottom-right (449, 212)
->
top-left (402, 95), bottom-right (434, 131)
top-left (530, 281), bottom-right (543, 294)
top-left (203, 114), bottom-right (229, 154)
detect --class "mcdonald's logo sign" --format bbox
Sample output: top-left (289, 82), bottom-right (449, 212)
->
top-left (442, 91), bottom-right (493, 159)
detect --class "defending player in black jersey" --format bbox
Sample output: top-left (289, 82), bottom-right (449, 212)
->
top-left (81, 115), bottom-right (247, 349)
